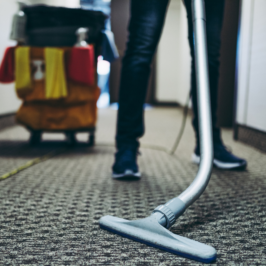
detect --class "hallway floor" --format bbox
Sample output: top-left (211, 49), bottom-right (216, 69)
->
top-left (0, 107), bottom-right (266, 265)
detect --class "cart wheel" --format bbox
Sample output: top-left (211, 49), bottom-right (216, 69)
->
top-left (29, 131), bottom-right (41, 146)
top-left (66, 132), bottom-right (77, 146)
top-left (88, 133), bottom-right (95, 146)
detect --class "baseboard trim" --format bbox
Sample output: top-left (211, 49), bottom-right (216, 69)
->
top-left (0, 113), bottom-right (16, 131)
top-left (234, 124), bottom-right (266, 153)
top-left (151, 101), bottom-right (180, 107)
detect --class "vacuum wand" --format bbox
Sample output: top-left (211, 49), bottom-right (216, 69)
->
top-left (151, 0), bottom-right (213, 229)
top-left (100, 0), bottom-right (216, 263)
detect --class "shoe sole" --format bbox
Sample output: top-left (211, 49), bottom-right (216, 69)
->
top-left (191, 153), bottom-right (247, 170)
top-left (112, 170), bottom-right (141, 179)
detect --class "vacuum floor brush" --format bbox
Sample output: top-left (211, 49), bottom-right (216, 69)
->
top-left (100, 0), bottom-right (216, 263)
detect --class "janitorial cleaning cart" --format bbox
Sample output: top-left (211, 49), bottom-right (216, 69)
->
top-left (0, 2), bottom-right (108, 145)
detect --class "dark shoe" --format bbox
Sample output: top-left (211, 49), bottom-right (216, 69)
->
top-left (192, 143), bottom-right (247, 170)
top-left (112, 146), bottom-right (141, 178)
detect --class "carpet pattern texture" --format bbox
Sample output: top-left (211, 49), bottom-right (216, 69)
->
top-left (0, 107), bottom-right (266, 265)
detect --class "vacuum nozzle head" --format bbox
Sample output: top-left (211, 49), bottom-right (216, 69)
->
top-left (99, 215), bottom-right (216, 263)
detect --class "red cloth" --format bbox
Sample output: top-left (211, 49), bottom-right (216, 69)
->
top-left (67, 45), bottom-right (95, 86)
top-left (0, 46), bottom-right (15, 83)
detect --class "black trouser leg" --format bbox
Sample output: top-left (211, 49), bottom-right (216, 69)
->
top-left (116, 0), bottom-right (225, 150)
top-left (183, 0), bottom-right (225, 147)
top-left (115, 0), bottom-right (169, 149)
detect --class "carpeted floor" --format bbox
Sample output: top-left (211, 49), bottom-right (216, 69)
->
top-left (0, 107), bottom-right (266, 265)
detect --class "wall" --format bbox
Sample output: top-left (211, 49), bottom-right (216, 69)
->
top-left (156, 0), bottom-right (240, 119)
top-left (155, 0), bottom-right (191, 106)
top-left (0, 0), bottom-right (22, 116)
top-left (236, 0), bottom-right (266, 132)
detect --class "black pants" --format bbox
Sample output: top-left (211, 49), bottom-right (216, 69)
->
top-left (116, 0), bottom-right (225, 149)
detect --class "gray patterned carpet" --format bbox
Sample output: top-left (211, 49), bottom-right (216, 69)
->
top-left (0, 107), bottom-right (266, 265)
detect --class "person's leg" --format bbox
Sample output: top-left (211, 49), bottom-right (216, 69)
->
top-left (113, 0), bottom-right (169, 178)
top-left (116, 0), bottom-right (169, 149)
top-left (184, 0), bottom-right (225, 147)
top-left (184, 0), bottom-right (247, 170)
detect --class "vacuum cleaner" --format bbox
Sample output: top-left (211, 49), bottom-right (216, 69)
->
top-left (100, 0), bottom-right (216, 262)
